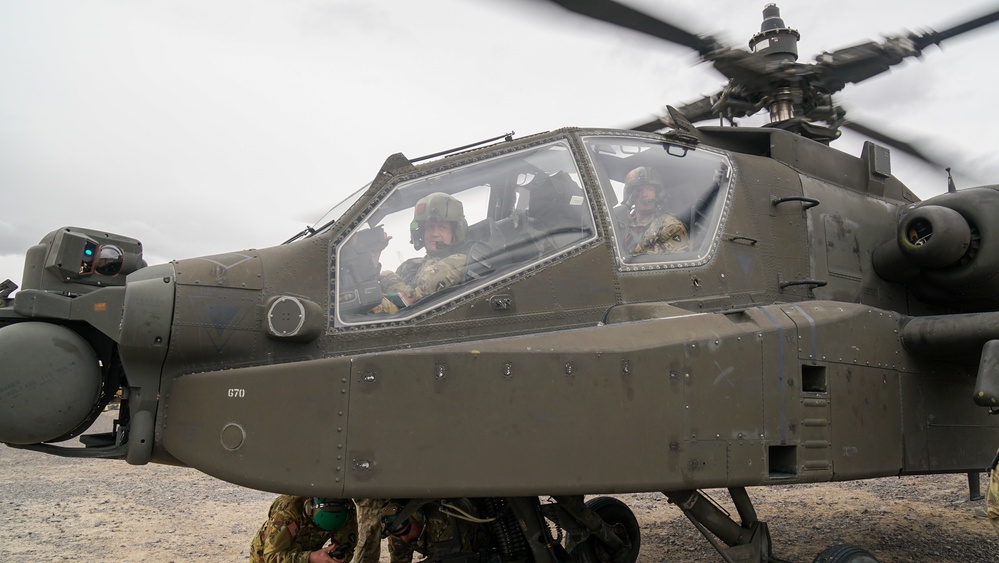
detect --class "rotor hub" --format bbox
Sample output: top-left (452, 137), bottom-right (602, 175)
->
top-left (749, 4), bottom-right (800, 63)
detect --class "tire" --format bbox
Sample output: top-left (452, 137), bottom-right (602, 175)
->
top-left (570, 497), bottom-right (641, 563)
top-left (812, 544), bottom-right (879, 563)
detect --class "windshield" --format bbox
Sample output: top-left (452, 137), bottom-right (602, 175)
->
top-left (306, 182), bottom-right (372, 238)
top-left (583, 136), bottom-right (732, 269)
top-left (333, 139), bottom-right (597, 326)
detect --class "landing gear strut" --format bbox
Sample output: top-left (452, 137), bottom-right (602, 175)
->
top-left (664, 489), bottom-right (880, 563)
top-left (664, 488), bottom-right (788, 563)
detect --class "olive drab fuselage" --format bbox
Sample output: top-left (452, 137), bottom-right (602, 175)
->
top-left (2, 126), bottom-right (998, 501)
top-left (8, 2), bottom-right (999, 560)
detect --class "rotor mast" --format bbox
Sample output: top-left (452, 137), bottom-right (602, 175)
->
top-left (748, 4), bottom-right (801, 124)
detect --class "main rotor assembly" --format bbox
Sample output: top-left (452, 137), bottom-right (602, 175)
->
top-left (547, 0), bottom-right (999, 154)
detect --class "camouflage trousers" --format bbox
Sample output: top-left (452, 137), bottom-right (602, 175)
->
top-left (354, 498), bottom-right (388, 563)
top-left (987, 451), bottom-right (999, 535)
top-left (388, 536), bottom-right (416, 563)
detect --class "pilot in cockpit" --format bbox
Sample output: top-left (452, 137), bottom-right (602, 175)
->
top-left (620, 166), bottom-right (689, 256)
top-left (370, 192), bottom-right (471, 314)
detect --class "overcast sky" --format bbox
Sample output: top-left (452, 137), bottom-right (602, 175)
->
top-left (3, 0), bottom-right (998, 288)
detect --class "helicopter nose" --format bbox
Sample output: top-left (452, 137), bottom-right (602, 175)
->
top-left (0, 322), bottom-right (103, 444)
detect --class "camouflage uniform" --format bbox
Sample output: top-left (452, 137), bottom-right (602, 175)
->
top-left (381, 253), bottom-right (467, 303)
top-left (988, 450), bottom-right (999, 535)
top-left (250, 495), bottom-right (358, 563)
top-left (353, 498), bottom-right (387, 563)
top-left (619, 165), bottom-right (688, 257)
top-left (623, 208), bottom-right (655, 251)
top-left (388, 537), bottom-right (416, 563)
top-left (385, 500), bottom-right (492, 562)
top-left (369, 191), bottom-right (469, 314)
top-left (632, 213), bottom-right (689, 255)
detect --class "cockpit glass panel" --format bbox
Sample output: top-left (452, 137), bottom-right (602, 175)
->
top-left (334, 139), bottom-right (597, 326)
top-left (583, 136), bottom-right (732, 268)
top-left (307, 183), bottom-right (372, 238)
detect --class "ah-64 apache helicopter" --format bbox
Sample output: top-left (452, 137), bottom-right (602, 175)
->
top-left (3, 1), bottom-right (999, 561)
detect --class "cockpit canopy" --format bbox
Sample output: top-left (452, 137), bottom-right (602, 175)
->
top-left (331, 131), bottom-right (732, 326)
top-left (584, 135), bottom-right (731, 269)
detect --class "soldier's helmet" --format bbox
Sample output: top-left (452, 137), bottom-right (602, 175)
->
top-left (409, 192), bottom-right (468, 251)
top-left (623, 166), bottom-right (666, 206)
top-left (305, 497), bottom-right (353, 531)
top-left (380, 500), bottom-right (426, 542)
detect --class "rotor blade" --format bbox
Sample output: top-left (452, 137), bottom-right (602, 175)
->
top-left (814, 6), bottom-right (999, 93)
top-left (543, 0), bottom-right (723, 57)
top-left (843, 120), bottom-right (991, 189)
top-left (671, 94), bottom-right (723, 124)
top-left (543, 0), bottom-right (772, 112)
top-left (842, 120), bottom-right (937, 165)
top-left (911, 6), bottom-right (999, 50)
top-left (629, 117), bottom-right (667, 133)
top-left (626, 93), bottom-right (723, 132)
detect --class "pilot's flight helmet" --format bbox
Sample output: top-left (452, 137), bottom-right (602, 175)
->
top-left (409, 192), bottom-right (468, 251)
top-left (306, 497), bottom-right (353, 531)
top-left (623, 166), bottom-right (666, 206)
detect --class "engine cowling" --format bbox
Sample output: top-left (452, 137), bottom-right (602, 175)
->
top-left (873, 186), bottom-right (999, 311)
top-left (0, 322), bottom-right (103, 444)
top-left (896, 205), bottom-right (971, 268)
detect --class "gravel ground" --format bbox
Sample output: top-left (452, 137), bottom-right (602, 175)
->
top-left (2, 411), bottom-right (997, 562)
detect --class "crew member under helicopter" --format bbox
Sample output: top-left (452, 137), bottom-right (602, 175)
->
top-left (371, 192), bottom-right (471, 314)
top-left (618, 166), bottom-right (689, 256)
top-left (381, 499), bottom-right (493, 563)
top-left (250, 496), bottom-right (358, 563)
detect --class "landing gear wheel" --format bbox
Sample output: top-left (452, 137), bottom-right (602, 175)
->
top-left (570, 497), bottom-right (641, 563)
top-left (813, 544), bottom-right (879, 563)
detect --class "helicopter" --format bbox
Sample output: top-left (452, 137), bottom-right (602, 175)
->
top-left (3, 1), bottom-right (999, 562)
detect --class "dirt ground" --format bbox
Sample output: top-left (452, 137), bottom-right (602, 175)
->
top-left (2, 411), bottom-right (997, 563)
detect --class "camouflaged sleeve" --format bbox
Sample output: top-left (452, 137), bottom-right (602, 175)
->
top-left (380, 270), bottom-right (412, 297)
top-left (408, 254), bottom-right (467, 300)
top-left (249, 496), bottom-right (334, 563)
top-left (369, 296), bottom-right (400, 315)
top-left (330, 513), bottom-right (359, 562)
top-left (428, 500), bottom-right (491, 555)
top-left (381, 255), bottom-right (466, 302)
top-left (423, 504), bottom-right (456, 547)
top-left (635, 214), bottom-right (689, 255)
top-left (353, 499), bottom-right (386, 563)
top-left (388, 535), bottom-right (417, 563)
top-left (395, 259), bottom-right (424, 286)
top-left (387, 501), bottom-right (492, 559)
